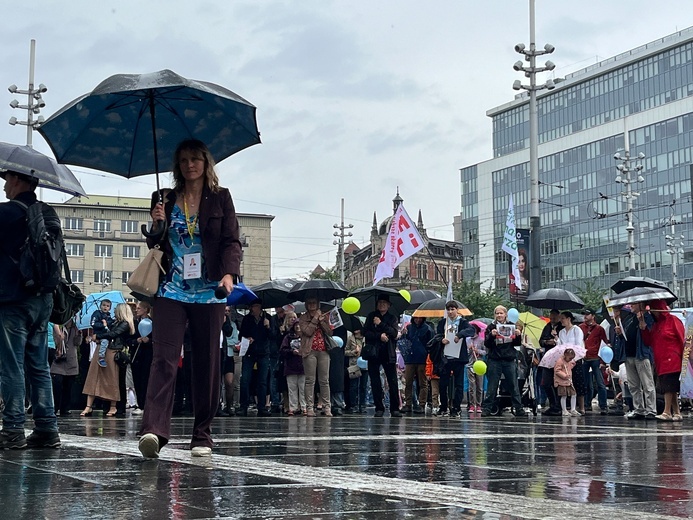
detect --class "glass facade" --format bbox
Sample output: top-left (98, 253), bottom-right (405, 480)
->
top-left (461, 31), bottom-right (693, 305)
top-left (492, 41), bottom-right (693, 157)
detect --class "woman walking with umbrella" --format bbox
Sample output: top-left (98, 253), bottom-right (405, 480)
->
top-left (138, 139), bottom-right (243, 458)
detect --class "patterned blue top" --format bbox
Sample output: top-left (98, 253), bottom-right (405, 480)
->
top-left (158, 204), bottom-right (225, 304)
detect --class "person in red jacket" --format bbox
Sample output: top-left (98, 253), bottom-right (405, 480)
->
top-left (638, 299), bottom-right (685, 421)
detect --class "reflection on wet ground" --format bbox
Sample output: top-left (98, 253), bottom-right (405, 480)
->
top-left (1, 412), bottom-right (691, 519)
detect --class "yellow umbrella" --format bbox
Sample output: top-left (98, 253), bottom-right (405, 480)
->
top-left (517, 311), bottom-right (547, 348)
top-left (411, 297), bottom-right (473, 318)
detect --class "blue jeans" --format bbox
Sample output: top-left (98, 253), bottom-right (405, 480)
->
top-left (348, 372), bottom-right (369, 408)
top-left (98, 339), bottom-right (109, 359)
top-left (0, 293), bottom-right (57, 432)
top-left (240, 354), bottom-right (269, 410)
top-left (482, 358), bottom-right (523, 413)
top-left (583, 358), bottom-right (607, 410)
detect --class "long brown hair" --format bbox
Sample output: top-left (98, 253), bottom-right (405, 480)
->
top-left (171, 139), bottom-right (220, 193)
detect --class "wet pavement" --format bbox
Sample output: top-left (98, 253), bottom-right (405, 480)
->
top-left (2, 410), bottom-right (692, 519)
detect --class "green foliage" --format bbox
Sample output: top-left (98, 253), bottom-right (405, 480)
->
top-left (573, 278), bottom-right (608, 313)
top-left (309, 267), bottom-right (341, 281)
top-left (453, 278), bottom-right (512, 320)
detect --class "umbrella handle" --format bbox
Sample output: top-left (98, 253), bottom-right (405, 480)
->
top-left (141, 219), bottom-right (168, 241)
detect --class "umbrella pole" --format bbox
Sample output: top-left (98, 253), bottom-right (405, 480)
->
top-left (141, 92), bottom-right (167, 240)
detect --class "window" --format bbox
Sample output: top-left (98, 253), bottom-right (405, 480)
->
top-left (95, 244), bottom-right (113, 257)
top-left (94, 219), bottom-right (111, 232)
top-left (122, 272), bottom-right (132, 283)
top-left (94, 271), bottom-right (112, 285)
top-left (65, 217), bottom-right (83, 230)
top-left (70, 270), bottom-right (83, 283)
top-left (121, 220), bottom-right (139, 233)
top-left (65, 243), bottom-right (84, 257)
top-left (123, 245), bottom-right (140, 259)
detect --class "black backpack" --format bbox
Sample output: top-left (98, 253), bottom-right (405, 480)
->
top-left (12, 200), bottom-right (64, 293)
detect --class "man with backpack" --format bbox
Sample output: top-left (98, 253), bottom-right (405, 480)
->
top-left (0, 170), bottom-right (61, 449)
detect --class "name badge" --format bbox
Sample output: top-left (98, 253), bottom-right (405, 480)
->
top-left (183, 253), bottom-right (201, 279)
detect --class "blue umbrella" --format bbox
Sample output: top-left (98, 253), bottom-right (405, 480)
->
top-left (75, 290), bottom-right (127, 330)
top-left (226, 282), bottom-right (258, 306)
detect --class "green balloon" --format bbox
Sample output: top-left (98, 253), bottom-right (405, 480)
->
top-left (473, 360), bottom-right (487, 376)
top-left (342, 297), bottom-right (360, 315)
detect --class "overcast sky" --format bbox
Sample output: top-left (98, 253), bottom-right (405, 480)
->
top-left (2, 1), bottom-right (690, 280)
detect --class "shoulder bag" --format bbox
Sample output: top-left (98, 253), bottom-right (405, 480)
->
top-left (127, 245), bottom-right (166, 298)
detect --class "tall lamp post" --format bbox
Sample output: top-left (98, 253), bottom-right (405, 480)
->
top-left (614, 151), bottom-right (645, 275)
top-left (665, 209), bottom-right (684, 297)
top-left (8, 40), bottom-right (47, 147)
top-left (512, 0), bottom-right (556, 295)
top-left (333, 198), bottom-right (353, 284)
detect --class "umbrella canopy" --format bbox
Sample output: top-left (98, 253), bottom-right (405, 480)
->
top-left (517, 311), bottom-right (548, 347)
top-left (525, 288), bottom-right (584, 310)
top-left (609, 286), bottom-right (678, 307)
top-left (469, 319), bottom-right (488, 340)
top-left (411, 297), bottom-right (473, 318)
top-left (610, 276), bottom-right (670, 294)
top-left (249, 278), bottom-right (299, 308)
top-left (287, 279), bottom-right (349, 303)
top-left (538, 343), bottom-right (587, 368)
top-left (225, 282), bottom-right (258, 307)
top-left (349, 286), bottom-right (410, 317)
top-left (75, 290), bottom-right (127, 330)
top-left (406, 289), bottom-right (442, 310)
top-left (39, 69), bottom-right (261, 190)
top-left (0, 142), bottom-right (86, 196)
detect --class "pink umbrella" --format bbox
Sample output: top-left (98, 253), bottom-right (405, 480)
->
top-left (470, 320), bottom-right (488, 340)
top-left (538, 343), bottom-right (587, 369)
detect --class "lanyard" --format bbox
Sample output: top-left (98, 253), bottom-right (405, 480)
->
top-left (183, 199), bottom-right (198, 241)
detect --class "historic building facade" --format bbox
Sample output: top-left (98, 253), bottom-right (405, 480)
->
top-left (344, 193), bottom-right (465, 292)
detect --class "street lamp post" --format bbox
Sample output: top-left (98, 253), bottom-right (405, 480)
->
top-left (665, 208), bottom-right (685, 297)
top-left (512, 0), bottom-right (556, 295)
top-left (8, 40), bottom-right (47, 147)
top-left (333, 198), bottom-right (353, 284)
top-left (614, 151), bottom-right (645, 275)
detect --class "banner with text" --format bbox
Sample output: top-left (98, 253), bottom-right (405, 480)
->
top-left (373, 204), bottom-right (424, 285)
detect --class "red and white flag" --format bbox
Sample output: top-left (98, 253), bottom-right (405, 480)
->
top-left (373, 204), bottom-right (424, 285)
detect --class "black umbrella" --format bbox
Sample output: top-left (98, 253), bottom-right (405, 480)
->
top-left (610, 276), bottom-right (670, 294)
top-left (39, 69), bottom-right (261, 237)
top-left (609, 286), bottom-right (677, 307)
top-left (287, 279), bottom-right (349, 303)
top-left (249, 278), bottom-right (299, 308)
top-left (525, 288), bottom-right (584, 310)
top-left (0, 142), bottom-right (86, 196)
top-left (348, 286), bottom-right (409, 317)
top-left (406, 289), bottom-right (442, 311)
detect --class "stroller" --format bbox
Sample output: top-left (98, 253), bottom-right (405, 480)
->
top-left (489, 345), bottom-right (539, 416)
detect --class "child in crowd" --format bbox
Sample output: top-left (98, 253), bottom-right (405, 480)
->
top-left (425, 353), bottom-right (441, 415)
top-left (554, 348), bottom-right (579, 417)
top-left (279, 318), bottom-right (305, 416)
top-left (90, 299), bottom-right (113, 368)
top-left (345, 329), bottom-right (368, 413)
top-left (466, 323), bottom-right (486, 413)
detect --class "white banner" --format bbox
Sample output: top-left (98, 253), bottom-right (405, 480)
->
top-left (502, 194), bottom-right (521, 285)
top-left (373, 204), bottom-right (424, 285)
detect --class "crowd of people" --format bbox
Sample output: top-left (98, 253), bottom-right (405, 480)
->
top-left (1, 140), bottom-right (687, 461)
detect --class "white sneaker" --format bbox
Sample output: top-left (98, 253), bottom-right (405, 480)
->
top-left (432, 407), bottom-right (440, 416)
top-left (138, 433), bottom-right (159, 459)
top-left (131, 408), bottom-right (143, 416)
top-left (570, 409), bottom-right (581, 417)
top-left (191, 446), bottom-right (212, 457)
top-left (562, 411), bottom-right (571, 417)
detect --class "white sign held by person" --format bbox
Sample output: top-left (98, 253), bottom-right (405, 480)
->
top-left (502, 194), bottom-right (521, 285)
top-left (373, 204), bottom-right (424, 285)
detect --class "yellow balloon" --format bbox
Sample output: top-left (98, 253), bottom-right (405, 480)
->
top-left (399, 289), bottom-right (411, 302)
top-left (473, 360), bottom-right (487, 376)
top-left (342, 296), bottom-right (360, 315)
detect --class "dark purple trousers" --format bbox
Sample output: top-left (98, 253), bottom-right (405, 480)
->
top-left (139, 298), bottom-right (225, 448)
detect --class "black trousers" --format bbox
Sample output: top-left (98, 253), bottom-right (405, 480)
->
top-left (367, 359), bottom-right (400, 413)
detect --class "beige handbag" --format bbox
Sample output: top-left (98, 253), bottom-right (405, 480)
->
top-left (127, 245), bottom-right (165, 297)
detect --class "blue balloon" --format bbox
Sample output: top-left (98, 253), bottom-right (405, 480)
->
top-left (599, 345), bottom-right (614, 364)
top-left (333, 336), bottom-right (344, 348)
top-left (507, 308), bottom-right (520, 323)
top-left (356, 356), bottom-right (368, 369)
top-left (138, 318), bottom-right (152, 337)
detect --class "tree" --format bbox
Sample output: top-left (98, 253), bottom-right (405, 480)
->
top-left (574, 278), bottom-right (608, 314)
top-left (453, 278), bottom-right (512, 319)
